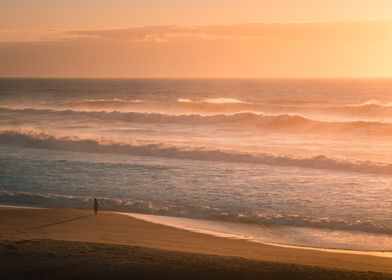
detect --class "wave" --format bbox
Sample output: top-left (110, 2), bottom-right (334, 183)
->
top-left (199, 97), bottom-right (244, 104)
top-left (1, 107), bottom-right (263, 126)
top-left (5, 97), bottom-right (392, 119)
top-left (1, 130), bottom-right (391, 175)
top-left (2, 107), bottom-right (392, 135)
top-left (1, 189), bottom-right (391, 235)
top-left (356, 99), bottom-right (392, 107)
top-left (81, 98), bottom-right (392, 120)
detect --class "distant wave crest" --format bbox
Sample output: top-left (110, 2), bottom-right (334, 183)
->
top-left (355, 99), bottom-right (392, 107)
top-left (2, 107), bottom-right (392, 134)
top-left (4, 96), bottom-right (392, 119)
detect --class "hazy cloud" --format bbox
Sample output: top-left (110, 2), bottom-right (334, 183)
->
top-left (65, 21), bottom-right (392, 42)
top-left (1, 21), bottom-right (392, 77)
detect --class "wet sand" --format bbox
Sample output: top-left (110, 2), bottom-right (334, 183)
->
top-left (1, 206), bottom-right (391, 279)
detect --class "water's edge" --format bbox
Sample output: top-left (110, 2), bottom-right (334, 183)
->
top-left (117, 212), bottom-right (392, 258)
top-left (1, 203), bottom-right (391, 258)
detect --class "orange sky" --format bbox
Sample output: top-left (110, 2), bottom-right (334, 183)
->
top-left (1, 0), bottom-right (392, 77)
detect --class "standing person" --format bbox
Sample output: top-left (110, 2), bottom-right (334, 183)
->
top-left (93, 198), bottom-right (100, 214)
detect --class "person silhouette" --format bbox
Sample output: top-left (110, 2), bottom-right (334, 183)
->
top-left (93, 198), bottom-right (100, 214)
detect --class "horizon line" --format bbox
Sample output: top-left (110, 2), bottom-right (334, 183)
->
top-left (1, 76), bottom-right (392, 80)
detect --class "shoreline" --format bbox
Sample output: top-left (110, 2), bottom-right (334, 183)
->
top-left (118, 211), bottom-right (392, 258)
top-left (1, 206), bottom-right (392, 275)
top-left (2, 204), bottom-right (391, 258)
top-left (1, 204), bottom-right (392, 258)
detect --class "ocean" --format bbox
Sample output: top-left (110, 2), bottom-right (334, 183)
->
top-left (1, 78), bottom-right (392, 252)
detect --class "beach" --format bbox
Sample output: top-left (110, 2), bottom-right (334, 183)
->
top-left (1, 206), bottom-right (391, 279)
top-left (2, 1), bottom-right (392, 278)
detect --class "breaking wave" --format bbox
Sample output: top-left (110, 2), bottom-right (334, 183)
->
top-left (1, 130), bottom-right (391, 175)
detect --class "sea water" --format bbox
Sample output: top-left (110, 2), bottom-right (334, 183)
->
top-left (1, 78), bottom-right (392, 251)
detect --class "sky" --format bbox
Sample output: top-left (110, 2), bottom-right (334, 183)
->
top-left (1, 0), bottom-right (392, 77)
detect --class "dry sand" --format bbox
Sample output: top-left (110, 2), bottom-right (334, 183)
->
top-left (1, 206), bottom-right (391, 279)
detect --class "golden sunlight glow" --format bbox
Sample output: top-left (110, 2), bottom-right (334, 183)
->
top-left (1, 0), bottom-right (392, 77)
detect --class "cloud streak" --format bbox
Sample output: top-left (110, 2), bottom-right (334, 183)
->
top-left (65, 21), bottom-right (392, 42)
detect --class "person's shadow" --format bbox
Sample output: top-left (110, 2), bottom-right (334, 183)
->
top-left (22, 214), bottom-right (94, 232)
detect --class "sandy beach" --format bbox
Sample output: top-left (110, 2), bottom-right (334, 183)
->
top-left (1, 206), bottom-right (391, 279)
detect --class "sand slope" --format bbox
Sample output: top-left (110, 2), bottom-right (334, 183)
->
top-left (0, 207), bottom-right (391, 277)
top-left (2, 239), bottom-right (392, 280)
